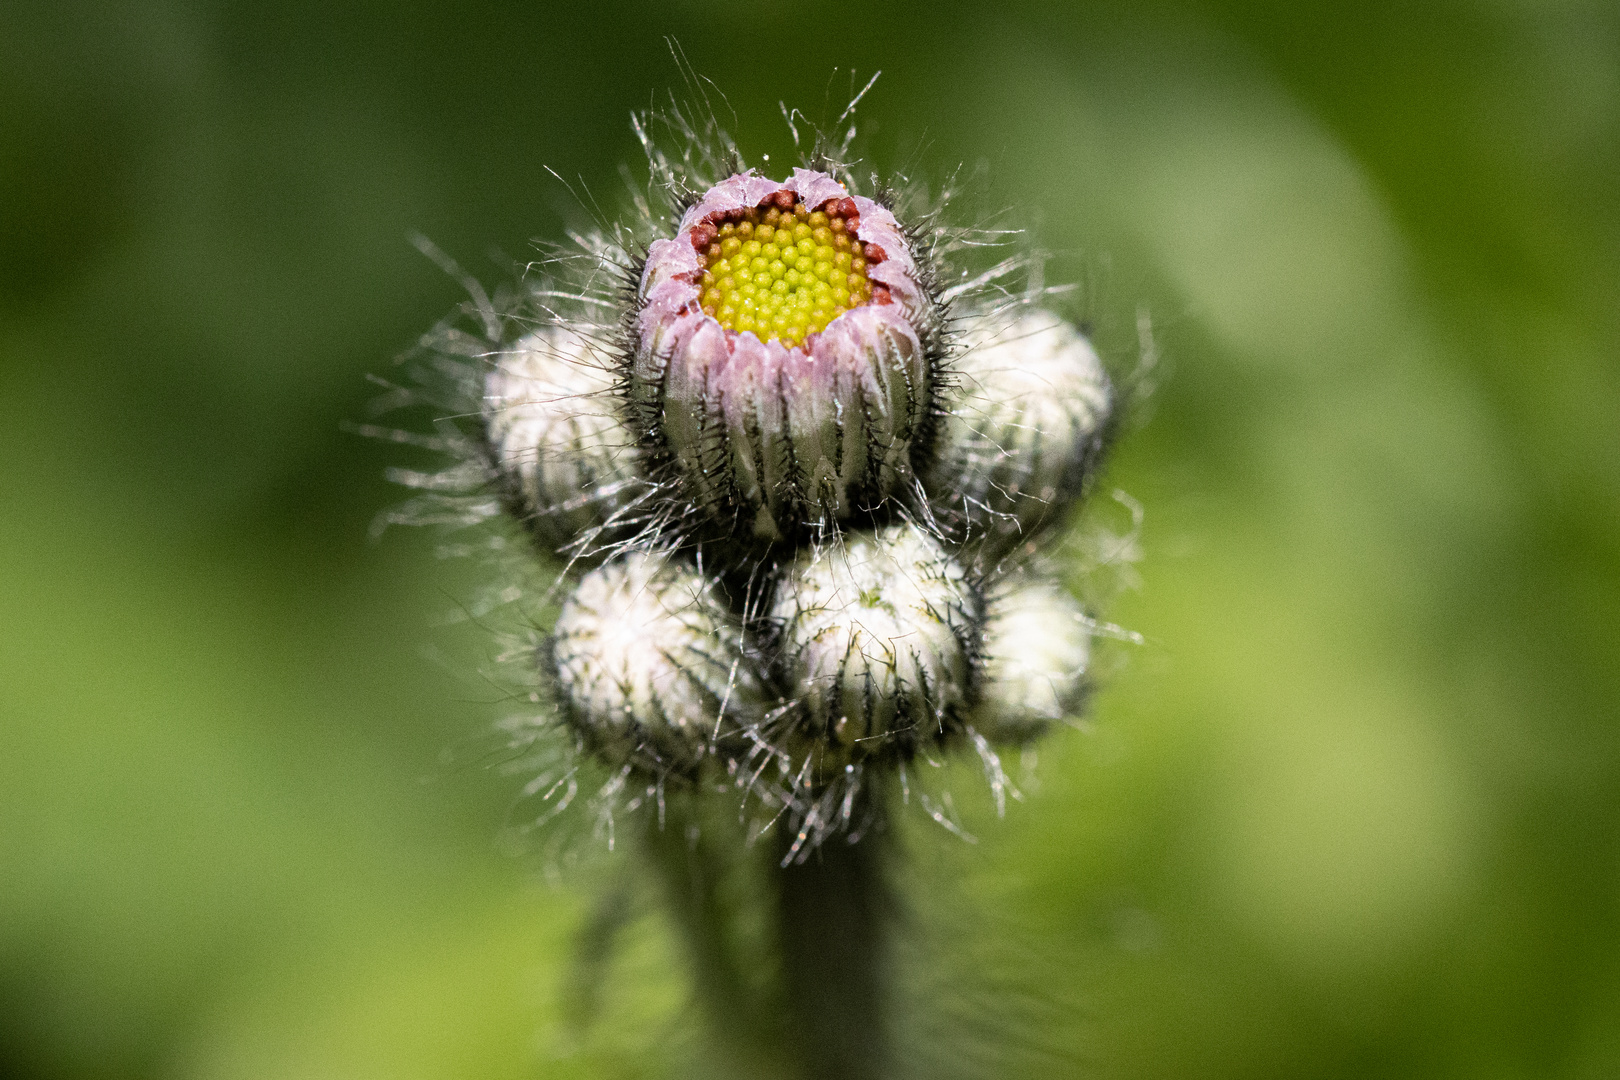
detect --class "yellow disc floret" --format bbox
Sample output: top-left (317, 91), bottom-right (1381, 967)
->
top-left (693, 195), bottom-right (878, 348)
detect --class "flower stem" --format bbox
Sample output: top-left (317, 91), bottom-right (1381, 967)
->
top-left (642, 788), bottom-right (894, 1079)
top-left (774, 793), bottom-right (892, 1080)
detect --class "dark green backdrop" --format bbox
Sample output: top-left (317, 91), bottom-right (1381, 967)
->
top-left (3, 1), bottom-right (1617, 1077)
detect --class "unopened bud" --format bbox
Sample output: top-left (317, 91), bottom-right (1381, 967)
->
top-left (772, 524), bottom-right (981, 760)
top-left (484, 328), bottom-right (643, 556)
top-left (550, 551), bottom-right (765, 772)
top-left (928, 312), bottom-right (1112, 555)
top-left (972, 577), bottom-right (1091, 743)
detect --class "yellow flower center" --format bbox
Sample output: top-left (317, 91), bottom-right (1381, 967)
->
top-left (694, 195), bottom-right (876, 348)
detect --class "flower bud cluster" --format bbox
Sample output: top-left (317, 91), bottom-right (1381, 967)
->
top-left (390, 103), bottom-right (1124, 843)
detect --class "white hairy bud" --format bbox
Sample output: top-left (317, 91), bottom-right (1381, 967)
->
top-left (484, 327), bottom-right (643, 555)
top-left (772, 524), bottom-right (982, 759)
top-left (972, 578), bottom-right (1091, 743)
top-left (928, 312), bottom-right (1112, 555)
top-left (551, 551), bottom-right (765, 772)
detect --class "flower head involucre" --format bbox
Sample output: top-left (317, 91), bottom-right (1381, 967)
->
top-left (550, 551), bottom-right (766, 774)
top-left (772, 523), bottom-right (981, 763)
top-left (633, 169), bottom-right (941, 543)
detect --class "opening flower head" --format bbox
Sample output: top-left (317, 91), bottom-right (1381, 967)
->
top-left (632, 167), bottom-right (941, 544)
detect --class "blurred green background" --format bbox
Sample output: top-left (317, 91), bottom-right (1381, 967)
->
top-left (3, 0), bottom-right (1617, 1076)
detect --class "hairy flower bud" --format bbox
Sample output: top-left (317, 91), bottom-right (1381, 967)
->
top-left (484, 327), bottom-right (643, 556)
top-left (771, 524), bottom-right (981, 761)
top-left (972, 578), bottom-right (1091, 743)
top-left (633, 170), bottom-right (939, 542)
top-left (927, 312), bottom-right (1112, 556)
top-left (550, 551), bottom-right (765, 772)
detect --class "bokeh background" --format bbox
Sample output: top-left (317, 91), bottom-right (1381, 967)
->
top-left (3, 0), bottom-right (1617, 1077)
